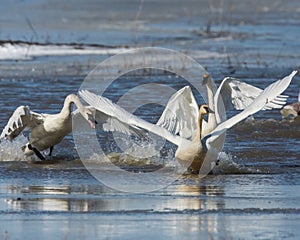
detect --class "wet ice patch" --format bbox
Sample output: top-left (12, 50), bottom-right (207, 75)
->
top-left (0, 42), bottom-right (129, 61)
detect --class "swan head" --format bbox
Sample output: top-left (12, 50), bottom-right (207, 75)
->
top-left (80, 107), bottom-right (97, 129)
top-left (202, 73), bottom-right (211, 85)
top-left (64, 94), bottom-right (97, 129)
top-left (200, 104), bottom-right (212, 115)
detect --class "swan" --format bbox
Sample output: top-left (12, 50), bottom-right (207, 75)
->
top-left (0, 94), bottom-right (96, 160)
top-left (79, 70), bottom-right (297, 173)
top-left (280, 89), bottom-right (300, 118)
top-left (157, 74), bottom-right (290, 140)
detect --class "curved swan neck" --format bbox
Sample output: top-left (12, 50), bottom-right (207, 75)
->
top-left (60, 94), bottom-right (84, 117)
top-left (206, 81), bottom-right (217, 125)
top-left (206, 81), bottom-right (215, 106)
top-left (196, 111), bottom-right (204, 140)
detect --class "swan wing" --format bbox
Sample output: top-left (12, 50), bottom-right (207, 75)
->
top-left (207, 71), bottom-right (297, 146)
top-left (156, 86), bottom-right (199, 140)
top-left (0, 106), bottom-right (43, 141)
top-left (202, 71), bottom-right (296, 173)
top-left (79, 90), bottom-right (185, 146)
top-left (215, 77), bottom-right (290, 123)
top-left (72, 105), bottom-right (145, 137)
top-left (217, 77), bottom-right (262, 110)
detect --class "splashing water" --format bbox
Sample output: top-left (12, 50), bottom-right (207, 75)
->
top-left (0, 134), bottom-right (28, 161)
top-left (0, 132), bottom-right (263, 175)
top-left (212, 152), bottom-right (260, 174)
top-left (81, 143), bottom-right (178, 169)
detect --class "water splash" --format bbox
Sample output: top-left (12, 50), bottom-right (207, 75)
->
top-left (0, 133), bottom-right (269, 176)
top-left (212, 152), bottom-right (260, 174)
top-left (80, 144), bottom-right (178, 169)
top-left (0, 134), bottom-right (28, 161)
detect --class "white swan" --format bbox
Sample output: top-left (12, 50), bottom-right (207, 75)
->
top-left (0, 94), bottom-right (96, 160)
top-left (79, 71), bottom-right (297, 173)
top-left (280, 89), bottom-right (300, 118)
top-left (157, 74), bottom-right (289, 140)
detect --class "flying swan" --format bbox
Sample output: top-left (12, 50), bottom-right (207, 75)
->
top-left (79, 71), bottom-right (297, 173)
top-left (0, 94), bottom-right (96, 160)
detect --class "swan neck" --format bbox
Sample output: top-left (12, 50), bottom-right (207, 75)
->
top-left (206, 81), bottom-right (217, 128)
top-left (206, 83), bottom-right (215, 107)
top-left (61, 94), bottom-right (83, 117)
top-left (197, 112), bottom-right (204, 140)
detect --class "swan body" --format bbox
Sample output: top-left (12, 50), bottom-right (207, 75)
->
top-left (280, 90), bottom-right (300, 118)
top-left (79, 70), bottom-right (296, 173)
top-left (1, 94), bottom-right (95, 159)
top-left (174, 105), bottom-right (210, 171)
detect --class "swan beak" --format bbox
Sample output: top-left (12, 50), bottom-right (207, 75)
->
top-left (88, 116), bottom-right (97, 129)
top-left (208, 108), bottom-right (214, 113)
top-left (204, 106), bottom-right (214, 113)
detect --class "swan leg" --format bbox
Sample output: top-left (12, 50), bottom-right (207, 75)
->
top-left (48, 146), bottom-right (54, 157)
top-left (28, 144), bottom-right (45, 160)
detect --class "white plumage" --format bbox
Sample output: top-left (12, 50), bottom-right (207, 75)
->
top-left (79, 71), bottom-right (296, 173)
top-left (1, 94), bottom-right (96, 159)
top-left (156, 74), bottom-right (290, 140)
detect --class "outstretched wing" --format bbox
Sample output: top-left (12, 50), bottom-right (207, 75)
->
top-left (217, 77), bottom-right (262, 110)
top-left (215, 77), bottom-right (290, 123)
top-left (207, 71), bottom-right (297, 147)
top-left (0, 106), bottom-right (43, 141)
top-left (156, 86), bottom-right (199, 140)
top-left (156, 76), bottom-right (289, 140)
top-left (200, 71), bottom-right (297, 175)
top-left (72, 105), bottom-right (143, 137)
top-left (79, 90), bottom-right (187, 146)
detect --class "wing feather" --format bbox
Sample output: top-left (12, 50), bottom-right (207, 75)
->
top-left (79, 90), bottom-right (186, 146)
top-left (72, 102), bottom-right (144, 137)
top-left (0, 106), bottom-right (43, 140)
top-left (207, 71), bottom-right (297, 146)
top-left (215, 77), bottom-right (290, 123)
top-left (156, 86), bottom-right (198, 139)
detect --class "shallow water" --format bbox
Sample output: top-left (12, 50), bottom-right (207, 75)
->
top-left (1, 162), bottom-right (300, 239)
top-left (0, 0), bottom-right (300, 239)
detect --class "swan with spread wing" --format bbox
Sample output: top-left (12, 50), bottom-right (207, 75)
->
top-left (156, 74), bottom-right (290, 141)
top-left (80, 71), bottom-right (297, 173)
top-left (0, 94), bottom-right (96, 160)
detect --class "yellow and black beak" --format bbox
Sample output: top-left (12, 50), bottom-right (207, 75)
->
top-left (204, 106), bottom-right (214, 114)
